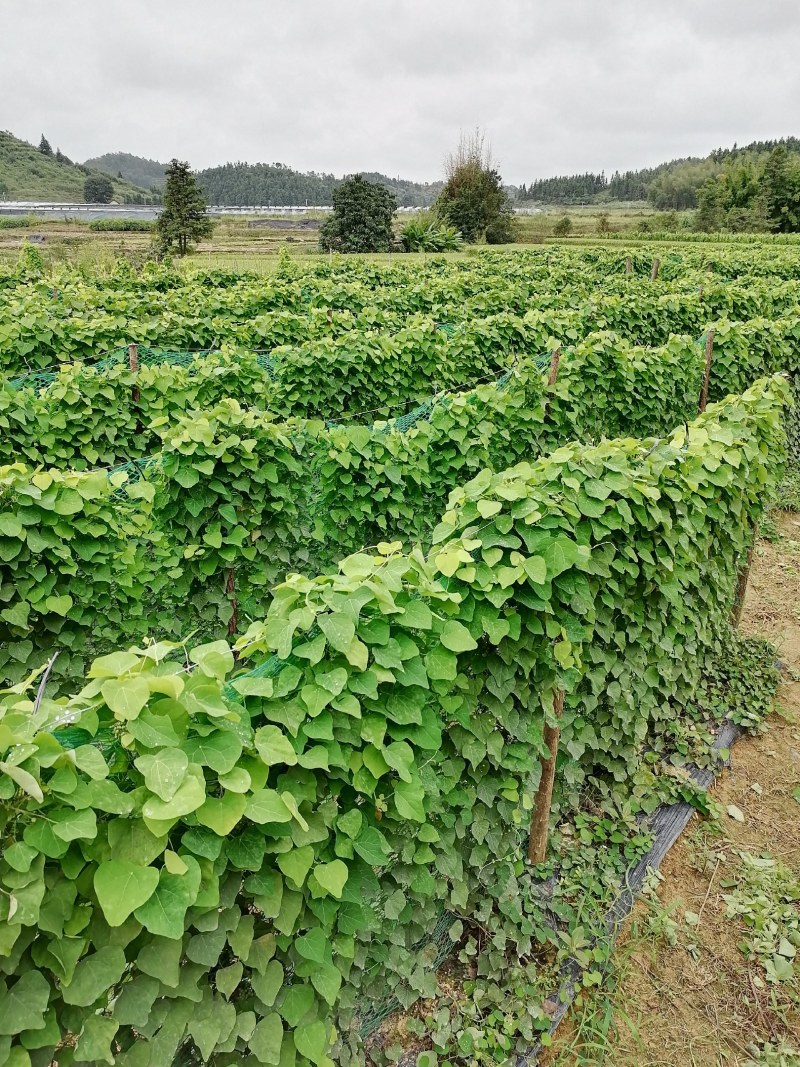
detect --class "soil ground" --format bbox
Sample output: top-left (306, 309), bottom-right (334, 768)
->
top-left (543, 513), bottom-right (800, 1066)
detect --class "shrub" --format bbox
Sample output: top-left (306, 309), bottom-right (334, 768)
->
top-left (485, 214), bottom-right (517, 244)
top-left (89, 218), bottom-right (155, 232)
top-left (553, 215), bottom-right (572, 237)
top-left (320, 175), bottom-right (397, 253)
top-left (400, 215), bottom-right (463, 252)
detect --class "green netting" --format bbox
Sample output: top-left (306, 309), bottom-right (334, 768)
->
top-left (5, 345), bottom-right (273, 392)
top-left (256, 351), bottom-right (280, 379)
top-left (107, 454), bottom-right (163, 497)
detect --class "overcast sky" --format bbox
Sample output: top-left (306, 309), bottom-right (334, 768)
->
top-left (3, 0), bottom-right (799, 184)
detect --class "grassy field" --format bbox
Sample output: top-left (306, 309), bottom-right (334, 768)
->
top-left (2, 201), bottom-right (793, 271)
top-left (0, 202), bottom-right (685, 268)
top-left (0, 131), bottom-right (151, 203)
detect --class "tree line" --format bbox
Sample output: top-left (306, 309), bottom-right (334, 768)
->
top-left (518, 136), bottom-right (800, 217)
top-left (194, 162), bottom-right (442, 207)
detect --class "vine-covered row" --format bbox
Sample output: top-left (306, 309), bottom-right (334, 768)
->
top-left (0, 375), bottom-right (786, 1067)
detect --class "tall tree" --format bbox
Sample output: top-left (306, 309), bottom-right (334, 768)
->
top-left (38, 134), bottom-right (52, 156)
top-left (319, 175), bottom-right (396, 253)
top-left (763, 145), bottom-right (800, 233)
top-left (435, 130), bottom-right (515, 243)
top-left (156, 159), bottom-right (214, 256)
top-left (83, 174), bottom-right (114, 204)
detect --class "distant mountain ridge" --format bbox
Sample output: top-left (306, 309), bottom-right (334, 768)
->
top-left (83, 152), bottom-right (167, 191)
top-left (194, 162), bottom-right (443, 207)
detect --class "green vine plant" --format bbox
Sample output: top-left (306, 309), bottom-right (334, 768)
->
top-left (0, 375), bottom-right (787, 1066)
top-left (2, 308), bottom-right (798, 692)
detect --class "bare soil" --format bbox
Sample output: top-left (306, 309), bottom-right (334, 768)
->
top-left (543, 513), bottom-right (800, 1066)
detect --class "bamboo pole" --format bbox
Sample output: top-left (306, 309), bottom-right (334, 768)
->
top-left (547, 345), bottom-right (562, 387)
top-left (528, 689), bottom-right (565, 864)
top-left (698, 329), bottom-right (715, 413)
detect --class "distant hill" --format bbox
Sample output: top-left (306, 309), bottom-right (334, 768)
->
top-left (84, 151), bottom-right (167, 191)
top-left (518, 136), bottom-right (800, 209)
top-left (195, 161), bottom-right (442, 207)
top-left (0, 131), bottom-right (153, 202)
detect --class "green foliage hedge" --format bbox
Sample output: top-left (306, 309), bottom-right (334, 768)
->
top-left (4, 302), bottom-right (800, 472)
top-left (2, 314), bottom-right (798, 690)
top-left (5, 247), bottom-right (800, 375)
top-left (0, 375), bottom-right (786, 1066)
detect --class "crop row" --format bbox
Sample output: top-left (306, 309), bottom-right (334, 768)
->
top-left (2, 299), bottom-right (799, 471)
top-left (0, 373), bottom-right (786, 1066)
top-left (1, 315), bottom-right (791, 689)
top-left (5, 250), bottom-right (800, 373)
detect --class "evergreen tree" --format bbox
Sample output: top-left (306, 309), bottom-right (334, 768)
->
top-left (38, 134), bottom-right (52, 156)
top-left (764, 145), bottom-right (800, 232)
top-left (156, 159), bottom-right (214, 256)
top-left (319, 175), bottom-right (396, 253)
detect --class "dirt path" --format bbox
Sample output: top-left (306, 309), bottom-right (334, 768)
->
top-left (543, 515), bottom-right (800, 1066)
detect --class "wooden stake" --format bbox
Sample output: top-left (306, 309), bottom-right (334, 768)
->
top-left (731, 527), bottom-right (756, 627)
top-left (528, 689), bottom-right (564, 865)
top-left (128, 342), bottom-right (141, 420)
top-left (226, 568), bottom-right (238, 640)
top-left (625, 255), bottom-right (632, 275)
top-left (698, 329), bottom-right (715, 413)
top-left (543, 345), bottom-right (562, 421)
top-left (650, 258), bottom-right (660, 281)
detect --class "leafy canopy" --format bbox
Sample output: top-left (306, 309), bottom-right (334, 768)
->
top-left (83, 173), bottom-right (114, 204)
top-left (435, 129), bottom-right (515, 243)
top-left (320, 174), bottom-right (397, 253)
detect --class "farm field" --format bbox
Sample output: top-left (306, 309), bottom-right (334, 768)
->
top-left (6, 203), bottom-right (795, 272)
top-left (0, 243), bottom-right (798, 1066)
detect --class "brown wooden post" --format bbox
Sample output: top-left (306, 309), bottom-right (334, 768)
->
top-left (698, 329), bottom-right (715, 413)
top-left (528, 689), bottom-right (565, 864)
top-left (650, 258), bottom-right (660, 281)
top-left (625, 255), bottom-right (632, 275)
top-left (129, 342), bottom-right (140, 404)
top-left (543, 345), bottom-right (562, 422)
top-left (698, 285), bottom-right (704, 299)
top-left (226, 568), bottom-right (238, 640)
top-left (731, 528), bottom-right (756, 627)
top-left (128, 342), bottom-right (143, 436)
